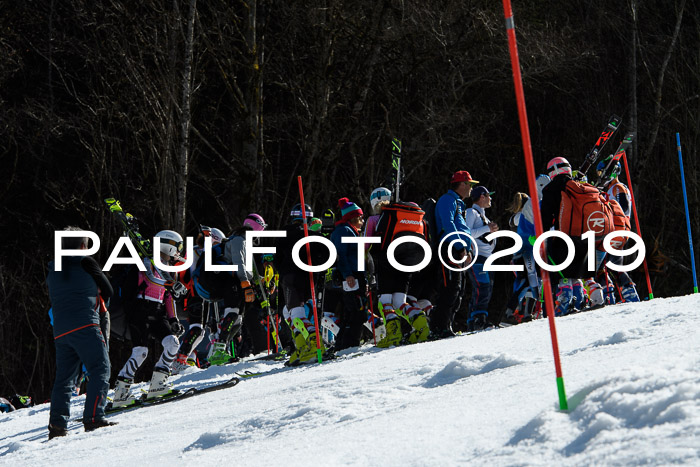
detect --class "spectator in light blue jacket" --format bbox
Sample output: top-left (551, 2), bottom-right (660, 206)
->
top-left (431, 170), bottom-right (478, 338)
top-left (331, 198), bottom-right (366, 350)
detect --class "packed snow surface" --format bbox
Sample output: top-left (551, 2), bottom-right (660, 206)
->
top-left (1, 294), bottom-right (699, 466)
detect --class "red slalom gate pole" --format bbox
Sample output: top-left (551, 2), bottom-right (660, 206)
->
top-left (502, 0), bottom-right (568, 410)
top-left (621, 152), bottom-right (654, 299)
top-left (297, 176), bottom-right (323, 363)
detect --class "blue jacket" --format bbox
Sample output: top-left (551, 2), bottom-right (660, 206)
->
top-left (47, 255), bottom-right (113, 339)
top-left (435, 190), bottom-right (472, 251)
top-left (331, 222), bottom-right (361, 278)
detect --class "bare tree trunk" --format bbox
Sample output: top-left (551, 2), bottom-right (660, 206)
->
top-left (629, 0), bottom-right (638, 168)
top-left (178, 0), bottom-right (197, 232)
top-left (640, 0), bottom-right (686, 171)
top-left (242, 0), bottom-right (264, 210)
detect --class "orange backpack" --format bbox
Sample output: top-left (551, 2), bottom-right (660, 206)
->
top-left (376, 202), bottom-right (427, 250)
top-left (559, 180), bottom-right (614, 238)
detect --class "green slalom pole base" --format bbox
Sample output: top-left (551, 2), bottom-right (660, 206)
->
top-left (557, 377), bottom-right (569, 411)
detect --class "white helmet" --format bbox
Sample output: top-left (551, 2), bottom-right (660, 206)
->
top-left (155, 230), bottom-right (183, 258)
top-left (370, 187), bottom-right (392, 210)
top-left (210, 228), bottom-right (225, 245)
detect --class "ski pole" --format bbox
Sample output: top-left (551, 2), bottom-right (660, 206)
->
top-left (368, 289), bottom-right (377, 345)
top-left (502, 0), bottom-right (567, 411)
top-left (620, 151), bottom-right (654, 299)
top-left (297, 176), bottom-right (323, 363)
top-left (676, 133), bottom-right (698, 293)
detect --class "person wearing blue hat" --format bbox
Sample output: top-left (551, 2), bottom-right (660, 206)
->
top-left (331, 198), bottom-right (367, 350)
top-left (464, 186), bottom-right (499, 331)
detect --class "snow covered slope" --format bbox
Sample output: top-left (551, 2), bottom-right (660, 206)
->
top-left (1, 294), bottom-right (699, 466)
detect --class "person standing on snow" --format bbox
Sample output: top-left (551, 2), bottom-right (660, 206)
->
top-left (172, 226), bottom-right (226, 372)
top-left (190, 220), bottom-right (258, 365)
top-left (464, 186), bottom-right (499, 331)
top-left (112, 230), bottom-right (186, 407)
top-left (596, 159), bottom-right (640, 303)
top-left (275, 203), bottom-right (328, 364)
top-left (331, 198), bottom-right (368, 350)
top-left (430, 170), bottom-right (477, 338)
top-left (47, 227), bottom-right (116, 439)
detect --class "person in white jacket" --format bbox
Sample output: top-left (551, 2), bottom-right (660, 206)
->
top-left (464, 186), bottom-right (499, 331)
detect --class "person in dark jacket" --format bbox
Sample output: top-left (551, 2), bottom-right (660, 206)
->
top-left (46, 227), bottom-right (116, 439)
top-left (540, 157), bottom-right (595, 315)
top-left (331, 198), bottom-right (367, 350)
top-left (275, 203), bottom-right (328, 364)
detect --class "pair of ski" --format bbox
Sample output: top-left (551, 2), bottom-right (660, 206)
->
top-left (104, 376), bottom-right (240, 415)
top-left (235, 350), bottom-right (366, 380)
top-left (575, 115), bottom-right (635, 185)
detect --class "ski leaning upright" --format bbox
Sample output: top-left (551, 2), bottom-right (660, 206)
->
top-left (594, 132), bottom-right (636, 187)
top-left (576, 115), bottom-right (622, 179)
top-left (104, 198), bottom-right (152, 259)
top-left (391, 138), bottom-right (402, 202)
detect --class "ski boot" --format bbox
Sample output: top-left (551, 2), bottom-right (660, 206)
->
top-left (146, 367), bottom-right (173, 399)
top-left (111, 376), bottom-right (135, 408)
top-left (208, 341), bottom-right (231, 366)
top-left (299, 332), bottom-right (325, 363)
top-left (555, 279), bottom-right (573, 316)
top-left (621, 283), bottom-right (640, 302)
top-left (603, 284), bottom-right (617, 305)
top-left (571, 280), bottom-right (589, 312)
top-left (171, 353), bottom-right (190, 375)
top-left (468, 312), bottom-right (489, 332)
top-left (288, 329), bottom-right (311, 366)
top-left (397, 303), bottom-right (429, 344)
top-left (376, 317), bottom-right (402, 348)
top-left (585, 279), bottom-right (604, 307)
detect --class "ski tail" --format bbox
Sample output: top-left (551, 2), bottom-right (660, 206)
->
top-left (104, 198), bottom-right (152, 258)
top-left (594, 132), bottom-right (636, 187)
top-left (576, 115), bottom-right (622, 179)
top-left (391, 138), bottom-right (402, 202)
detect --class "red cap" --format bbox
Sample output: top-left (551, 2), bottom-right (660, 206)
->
top-left (450, 170), bottom-right (479, 184)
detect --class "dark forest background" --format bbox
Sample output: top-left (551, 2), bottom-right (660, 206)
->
top-left (1, 0), bottom-right (698, 400)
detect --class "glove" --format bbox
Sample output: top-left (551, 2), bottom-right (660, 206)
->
top-left (168, 318), bottom-right (184, 336)
top-left (241, 280), bottom-right (256, 303)
top-left (165, 281), bottom-right (187, 300)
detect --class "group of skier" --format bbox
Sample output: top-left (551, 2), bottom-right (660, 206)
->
top-left (45, 146), bottom-right (642, 439)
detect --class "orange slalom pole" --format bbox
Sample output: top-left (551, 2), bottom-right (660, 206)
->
top-left (297, 176), bottom-right (323, 362)
top-left (502, 0), bottom-right (567, 410)
top-left (621, 151), bottom-right (654, 299)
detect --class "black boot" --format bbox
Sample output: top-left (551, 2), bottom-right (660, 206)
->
top-left (48, 424), bottom-right (68, 440)
top-left (84, 418), bottom-right (118, 432)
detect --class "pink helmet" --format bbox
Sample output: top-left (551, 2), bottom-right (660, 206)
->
top-left (243, 213), bottom-right (267, 231)
top-left (547, 157), bottom-right (572, 178)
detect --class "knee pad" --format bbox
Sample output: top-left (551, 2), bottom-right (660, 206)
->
top-left (223, 307), bottom-right (240, 317)
top-left (282, 305), bottom-right (291, 321)
top-left (379, 294), bottom-right (392, 309)
top-left (131, 346), bottom-right (149, 366)
top-left (182, 324), bottom-right (203, 345)
top-left (290, 306), bottom-right (306, 321)
top-left (119, 345), bottom-right (149, 379)
top-left (392, 293), bottom-right (407, 309)
top-left (161, 335), bottom-right (180, 355)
